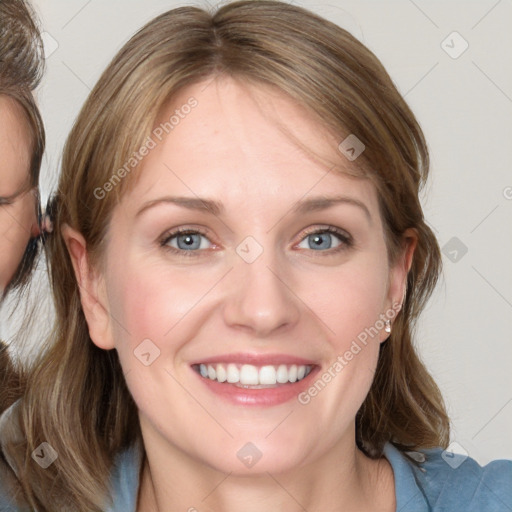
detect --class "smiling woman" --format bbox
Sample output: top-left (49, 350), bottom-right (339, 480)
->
top-left (0, 1), bottom-right (510, 511)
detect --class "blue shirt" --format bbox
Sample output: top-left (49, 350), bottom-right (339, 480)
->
top-left (1, 441), bottom-right (511, 510)
top-left (104, 441), bottom-right (512, 512)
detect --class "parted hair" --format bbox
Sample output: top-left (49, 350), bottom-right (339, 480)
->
top-left (4, 1), bottom-right (449, 510)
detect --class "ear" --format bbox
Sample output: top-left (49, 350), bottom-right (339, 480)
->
top-left (61, 224), bottom-right (115, 350)
top-left (380, 228), bottom-right (417, 341)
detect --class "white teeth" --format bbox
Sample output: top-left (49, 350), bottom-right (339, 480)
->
top-left (198, 363), bottom-right (312, 386)
top-left (259, 365), bottom-right (277, 385)
top-left (276, 364), bottom-right (289, 384)
top-left (226, 363), bottom-right (239, 383)
top-left (216, 364), bottom-right (227, 383)
top-left (240, 365), bottom-right (259, 385)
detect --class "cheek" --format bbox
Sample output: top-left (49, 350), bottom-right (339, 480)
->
top-left (298, 253), bottom-right (389, 347)
top-left (106, 256), bottom-right (218, 363)
top-left (293, 254), bottom-right (388, 419)
top-left (104, 260), bottom-right (214, 441)
top-left (0, 200), bottom-right (35, 288)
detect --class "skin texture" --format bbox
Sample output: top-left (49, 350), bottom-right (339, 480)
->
top-left (65, 76), bottom-right (416, 512)
top-left (0, 95), bottom-right (39, 295)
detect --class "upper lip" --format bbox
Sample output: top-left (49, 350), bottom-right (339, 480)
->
top-left (190, 353), bottom-right (317, 366)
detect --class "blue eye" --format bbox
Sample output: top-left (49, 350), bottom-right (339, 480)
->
top-left (297, 227), bottom-right (352, 252)
top-left (161, 229), bottom-right (211, 253)
top-left (160, 226), bottom-right (352, 257)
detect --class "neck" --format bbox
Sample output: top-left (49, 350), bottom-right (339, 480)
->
top-left (136, 426), bottom-right (395, 512)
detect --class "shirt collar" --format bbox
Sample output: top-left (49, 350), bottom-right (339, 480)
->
top-left (383, 442), bottom-right (430, 511)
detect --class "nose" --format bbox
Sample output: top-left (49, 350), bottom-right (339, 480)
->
top-left (222, 247), bottom-right (301, 338)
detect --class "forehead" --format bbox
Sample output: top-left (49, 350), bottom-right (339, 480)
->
top-left (0, 95), bottom-right (31, 191)
top-left (122, 76), bottom-right (379, 217)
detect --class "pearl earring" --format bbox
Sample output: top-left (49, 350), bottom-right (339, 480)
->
top-left (385, 319), bottom-right (391, 333)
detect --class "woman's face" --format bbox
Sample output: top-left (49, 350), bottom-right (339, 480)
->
top-left (0, 95), bottom-right (38, 294)
top-left (71, 76), bottom-right (412, 474)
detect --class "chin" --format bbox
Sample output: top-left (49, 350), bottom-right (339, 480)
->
top-left (194, 433), bottom-right (313, 476)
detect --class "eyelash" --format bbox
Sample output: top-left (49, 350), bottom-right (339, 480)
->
top-left (159, 226), bottom-right (353, 257)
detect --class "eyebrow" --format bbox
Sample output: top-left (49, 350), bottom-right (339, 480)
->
top-left (136, 194), bottom-right (372, 222)
top-left (291, 195), bottom-right (371, 222)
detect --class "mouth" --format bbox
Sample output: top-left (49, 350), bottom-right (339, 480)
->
top-left (190, 354), bottom-right (320, 406)
top-left (192, 363), bottom-right (314, 388)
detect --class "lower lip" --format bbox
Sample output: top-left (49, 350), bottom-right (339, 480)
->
top-left (192, 366), bottom-right (320, 406)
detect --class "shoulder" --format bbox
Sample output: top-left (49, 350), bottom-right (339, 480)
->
top-left (0, 462), bottom-right (22, 511)
top-left (0, 399), bottom-right (28, 511)
top-left (383, 442), bottom-right (512, 512)
top-left (105, 441), bottom-right (143, 512)
top-left (417, 446), bottom-right (512, 511)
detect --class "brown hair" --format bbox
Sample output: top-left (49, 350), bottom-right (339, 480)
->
top-left (0, 343), bottom-right (22, 410)
top-left (5, 1), bottom-right (449, 509)
top-left (0, 0), bottom-right (46, 295)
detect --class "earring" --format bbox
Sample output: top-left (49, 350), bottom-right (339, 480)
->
top-left (385, 320), bottom-right (391, 333)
